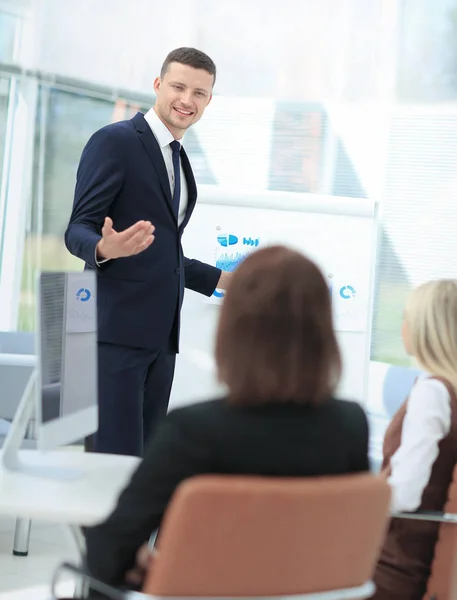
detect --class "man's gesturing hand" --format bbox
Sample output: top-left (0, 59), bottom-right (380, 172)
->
top-left (96, 217), bottom-right (155, 260)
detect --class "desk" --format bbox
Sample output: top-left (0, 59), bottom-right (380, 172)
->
top-left (0, 449), bottom-right (139, 526)
top-left (0, 447), bottom-right (139, 563)
top-left (0, 353), bottom-right (36, 367)
top-left (0, 449), bottom-right (139, 596)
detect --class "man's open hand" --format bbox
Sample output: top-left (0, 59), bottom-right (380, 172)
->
top-left (96, 217), bottom-right (155, 260)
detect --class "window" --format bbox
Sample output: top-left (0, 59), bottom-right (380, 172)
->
top-left (370, 0), bottom-right (457, 364)
top-left (0, 75), bottom-right (11, 277)
top-left (19, 88), bottom-right (148, 330)
top-left (0, 11), bottom-right (18, 62)
top-left (371, 109), bottom-right (457, 364)
top-left (12, 0), bottom-right (457, 367)
top-left (397, 0), bottom-right (457, 102)
top-left (269, 103), bottom-right (327, 194)
top-left (0, 76), bottom-right (9, 185)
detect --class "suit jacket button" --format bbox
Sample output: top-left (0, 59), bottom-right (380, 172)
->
top-left (176, 268), bottom-right (181, 275)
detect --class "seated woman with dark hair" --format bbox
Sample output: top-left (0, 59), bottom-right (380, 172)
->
top-left (85, 246), bottom-right (370, 588)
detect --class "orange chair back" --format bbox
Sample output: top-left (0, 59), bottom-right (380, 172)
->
top-left (143, 473), bottom-right (391, 597)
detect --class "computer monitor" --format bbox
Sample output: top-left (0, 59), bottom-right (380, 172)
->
top-left (36, 271), bottom-right (98, 450)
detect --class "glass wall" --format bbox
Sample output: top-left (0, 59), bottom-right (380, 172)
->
top-left (1, 0), bottom-right (457, 366)
top-left (0, 75), bottom-right (12, 285)
top-left (371, 0), bottom-right (457, 364)
top-left (18, 82), bottom-right (221, 330)
top-left (397, 0), bottom-right (457, 102)
top-left (0, 11), bottom-right (18, 62)
top-left (19, 88), bottom-right (145, 330)
top-left (0, 76), bottom-right (9, 185)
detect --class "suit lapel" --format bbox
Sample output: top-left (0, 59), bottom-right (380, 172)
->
top-left (131, 112), bottom-right (198, 230)
top-left (131, 112), bottom-right (176, 222)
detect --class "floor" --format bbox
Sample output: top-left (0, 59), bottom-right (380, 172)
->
top-left (0, 515), bottom-right (78, 598)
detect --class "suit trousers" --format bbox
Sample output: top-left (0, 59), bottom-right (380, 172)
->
top-left (86, 340), bottom-right (176, 457)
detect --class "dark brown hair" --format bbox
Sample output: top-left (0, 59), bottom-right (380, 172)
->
top-left (160, 47), bottom-right (216, 85)
top-left (215, 246), bottom-right (341, 406)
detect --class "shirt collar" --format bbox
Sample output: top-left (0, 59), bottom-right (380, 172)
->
top-left (143, 107), bottom-right (183, 149)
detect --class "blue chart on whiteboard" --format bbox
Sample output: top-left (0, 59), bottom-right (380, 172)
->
top-left (208, 228), bottom-right (367, 332)
top-left (210, 231), bottom-right (261, 302)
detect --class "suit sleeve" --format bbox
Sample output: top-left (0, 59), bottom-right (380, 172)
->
top-left (85, 412), bottom-right (210, 587)
top-left (65, 127), bottom-right (125, 269)
top-left (184, 257), bottom-right (221, 296)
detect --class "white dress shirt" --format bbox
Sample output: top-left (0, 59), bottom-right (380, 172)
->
top-left (143, 107), bottom-right (188, 226)
top-left (388, 377), bottom-right (452, 512)
top-left (96, 109), bottom-right (188, 265)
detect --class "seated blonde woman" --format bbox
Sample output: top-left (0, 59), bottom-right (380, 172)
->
top-left (85, 246), bottom-right (370, 589)
top-left (373, 279), bottom-right (457, 600)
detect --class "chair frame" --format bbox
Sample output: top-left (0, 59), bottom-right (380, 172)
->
top-left (392, 510), bottom-right (457, 525)
top-left (52, 562), bottom-right (376, 600)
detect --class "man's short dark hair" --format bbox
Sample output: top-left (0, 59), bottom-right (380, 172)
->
top-left (160, 47), bottom-right (216, 85)
top-left (215, 246), bottom-right (342, 407)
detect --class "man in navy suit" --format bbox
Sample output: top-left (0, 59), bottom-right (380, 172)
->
top-left (65, 48), bottom-right (230, 457)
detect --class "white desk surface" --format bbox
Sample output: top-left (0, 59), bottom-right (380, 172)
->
top-left (0, 449), bottom-right (139, 526)
top-left (0, 353), bottom-right (36, 367)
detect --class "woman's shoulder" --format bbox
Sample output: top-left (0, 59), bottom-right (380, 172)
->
top-left (414, 375), bottom-right (452, 394)
top-left (165, 396), bottom-right (368, 431)
top-left (166, 398), bottom-right (229, 423)
top-left (168, 397), bottom-right (365, 415)
top-left (328, 399), bottom-right (369, 439)
top-left (407, 376), bottom-right (452, 416)
top-left (330, 397), bottom-right (368, 425)
top-left (410, 376), bottom-right (452, 405)
top-left (328, 397), bottom-right (367, 416)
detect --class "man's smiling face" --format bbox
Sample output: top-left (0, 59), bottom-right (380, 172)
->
top-left (153, 62), bottom-right (213, 139)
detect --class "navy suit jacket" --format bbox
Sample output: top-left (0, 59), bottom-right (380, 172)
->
top-left (65, 112), bottom-right (221, 351)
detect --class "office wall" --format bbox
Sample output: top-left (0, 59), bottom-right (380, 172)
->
top-left (21, 0), bottom-right (389, 100)
top-left (1, 0), bottom-right (457, 365)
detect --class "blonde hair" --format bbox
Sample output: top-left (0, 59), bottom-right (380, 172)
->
top-left (405, 279), bottom-right (457, 395)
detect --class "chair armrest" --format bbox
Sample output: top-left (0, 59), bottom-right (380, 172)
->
top-left (391, 510), bottom-right (457, 524)
top-left (51, 562), bottom-right (149, 600)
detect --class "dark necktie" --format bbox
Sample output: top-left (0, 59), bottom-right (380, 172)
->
top-left (169, 140), bottom-right (181, 219)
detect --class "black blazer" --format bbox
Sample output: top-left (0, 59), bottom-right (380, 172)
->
top-left (85, 397), bottom-right (369, 586)
top-left (65, 112), bottom-right (221, 351)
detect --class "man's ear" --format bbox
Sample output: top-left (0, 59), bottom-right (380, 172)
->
top-left (153, 77), bottom-right (161, 95)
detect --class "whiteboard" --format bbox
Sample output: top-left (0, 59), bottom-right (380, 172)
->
top-left (170, 185), bottom-right (378, 409)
